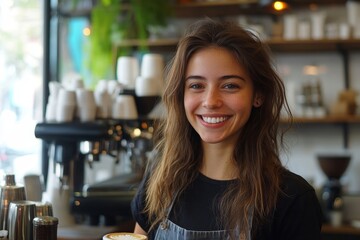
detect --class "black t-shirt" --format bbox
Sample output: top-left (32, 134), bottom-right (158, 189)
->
top-left (131, 170), bottom-right (322, 240)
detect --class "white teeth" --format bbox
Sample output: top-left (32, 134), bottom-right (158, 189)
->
top-left (202, 116), bottom-right (227, 124)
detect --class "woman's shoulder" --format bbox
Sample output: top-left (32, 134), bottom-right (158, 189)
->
top-left (280, 169), bottom-right (315, 197)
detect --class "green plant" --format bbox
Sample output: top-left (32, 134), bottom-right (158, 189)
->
top-left (87, 1), bottom-right (119, 83)
top-left (86, 0), bottom-right (171, 85)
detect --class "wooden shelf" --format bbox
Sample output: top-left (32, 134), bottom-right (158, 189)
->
top-left (281, 115), bottom-right (360, 124)
top-left (268, 39), bottom-right (360, 52)
top-left (113, 38), bottom-right (179, 48)
top-left (113, 38), bottom-right (360, 53)
top-left (178, 0), bottom-right (258, 7)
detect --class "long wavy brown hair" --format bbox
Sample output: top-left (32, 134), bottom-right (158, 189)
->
top-left (145, 18), bottom-right (291, 239)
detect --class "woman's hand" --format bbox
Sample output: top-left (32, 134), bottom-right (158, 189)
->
top-left (134, 222), bottom-right (147, 236)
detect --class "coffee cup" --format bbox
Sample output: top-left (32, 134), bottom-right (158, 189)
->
top-left (135, 76), bottom-right (162, 97)
top-left (57, 89), bottom-right (76, 106)
top-left (140, 53), bottom-right (164, 80)
top-left (112, 95), bottom-right (138, 119)
top-left (75, 89), bottom-right (97, 122)
top-left (103, 232), bottom-right (148, 240)
top-left (117, 56), bottom-right (139, 89)
top-left (56, 89), bottom-right (76, 122)
top-left (94, 90), bottom-right (112, 119)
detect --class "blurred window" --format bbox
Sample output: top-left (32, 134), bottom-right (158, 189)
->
top-left (0, 0), bottom-right (43, 181)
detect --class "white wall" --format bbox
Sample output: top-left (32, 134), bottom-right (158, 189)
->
top-left (275, 51), bottom-right (360, 194)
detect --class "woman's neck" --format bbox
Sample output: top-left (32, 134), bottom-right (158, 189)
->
top-left (199, 142), bottom-right (238, 180)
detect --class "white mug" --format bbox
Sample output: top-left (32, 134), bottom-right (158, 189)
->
top-left (45, 101), bottom-right (57, 122)
top-left (283, 14), bottom-right (297, 40)
top-left (56, 89), bottom-right (76, 122)
top-left (75, 89), bottom-right (96, 122)
top-left (76, 89), bottom-right (96, 107)
top-left (57, 89), bottom-right (76, 107)
top-left (94, 90), bottom-right (112, 119)
top-left (298, 21), bottom-right (311, 40)
top-left (116, 56), bottom-right (139, 89)
top-left (311, 12), bottom-right (326, 40)
top-left (339, 23), bottom-right (350, 39)
top-left (56, 104), bottom-right (76, 122)
top-left (140, 53), bottom-right (164, 80)
top-left (135, 76), bottom-right (162, 97)
top-left (112, 95), bottom-right (138, 119)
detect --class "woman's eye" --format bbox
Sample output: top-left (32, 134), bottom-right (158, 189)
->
top-left (189, 83), bottom-right (203, 89)
top-left (223, 83), bottom-right (239, 89)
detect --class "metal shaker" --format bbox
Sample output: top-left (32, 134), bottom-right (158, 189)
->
top-left (33, 216), bottom-right (58, 240)
top-left (0, 174), bottom-right (26, 232)
top-left (7, 200), bottom-right (36, 240)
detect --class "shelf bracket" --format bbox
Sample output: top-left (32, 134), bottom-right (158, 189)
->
top-left (337, 46), bottom-right (350, 89)
top-left (342, 123), bottom-right (349, 149)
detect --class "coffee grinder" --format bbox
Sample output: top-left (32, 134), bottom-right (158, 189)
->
top-left (317, 153), bottom-right (351, 223)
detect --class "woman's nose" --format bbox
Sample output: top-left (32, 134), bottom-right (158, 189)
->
top-left (202, 88), bottom-right (222, 108)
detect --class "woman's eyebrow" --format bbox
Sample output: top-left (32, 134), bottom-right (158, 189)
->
top-left (185, 75), bottom-right (205, 81)
top-left (220, 75), bottom-right (246, 81)
top-left (185, 75), bottom-right (246, 81)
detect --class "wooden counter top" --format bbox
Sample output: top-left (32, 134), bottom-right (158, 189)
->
top-left (322, 224), bottom-right (360, 235)
top-left (57, 221), bottom-right (135, 240)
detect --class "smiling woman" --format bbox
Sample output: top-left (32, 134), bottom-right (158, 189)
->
top-left (0, 0), bottom-right (43, 181)
top-left (131, 18), bottom-right (323, 240)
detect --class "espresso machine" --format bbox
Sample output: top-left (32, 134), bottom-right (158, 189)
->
top-left (35, 116), bottom-right (156, 226)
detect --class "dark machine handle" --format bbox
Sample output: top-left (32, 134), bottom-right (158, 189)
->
top-left (34, 121), bottom-right (112, 141)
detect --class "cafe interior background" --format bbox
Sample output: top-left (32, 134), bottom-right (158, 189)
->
top-left (1, 0), bottom-right (360, 238)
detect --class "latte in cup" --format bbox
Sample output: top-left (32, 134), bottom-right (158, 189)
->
top-left (103, 232), bottom-right (147, 240)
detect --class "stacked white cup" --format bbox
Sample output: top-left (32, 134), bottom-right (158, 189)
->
top-left (56, 89), bottom-right (76, 122)
top-left (283, 14), bottom-right (297, 40)
top-left (311, 11), bottom-right (326, 40)
top-left (45, 82), bottom-right (62, 122)
top-left (75, 89), bottom-right (97, 122)
top-left (112, 95), bottom-right (138, 120)
top-left (94, 79), bottom-right (122, 119)
top-left (116, 56), bottom-right (139, 89)
top-left (136, 53), bottom-right (164, 97)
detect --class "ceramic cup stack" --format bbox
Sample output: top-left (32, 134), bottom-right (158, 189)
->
top-left (117, 56), bottom-right (139, 90)
top-left (347, 0), bottom-right (360, 38)
top-left (75, 89), bottom-right (97, 122)
top-left (136, 53), bottom-right (164, 97)
top-left (311, 11), bottom-right (326, 40)
top-left (112, 95), bottom-right (138, 119)
top-left (56, 88), bottom-right (76, 122)
top-left (45, 82), bottom-right (62, 122)
top-left (283, 14), bottom-right (297, 40)
top-left (94, 80), bottom-right (121, 119)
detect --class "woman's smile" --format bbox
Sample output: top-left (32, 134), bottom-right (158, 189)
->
top-left (200, 115), bottom-right (229, 124)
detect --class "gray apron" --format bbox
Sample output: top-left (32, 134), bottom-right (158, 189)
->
top-left (154, 193), bottom-right (251, 240)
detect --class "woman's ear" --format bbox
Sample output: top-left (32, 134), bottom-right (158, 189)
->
top-left (253, 93), bottom-right (264, 108)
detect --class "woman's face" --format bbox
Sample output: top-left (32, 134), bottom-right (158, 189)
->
top-left (184, 46), bottom-right (258, 146)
